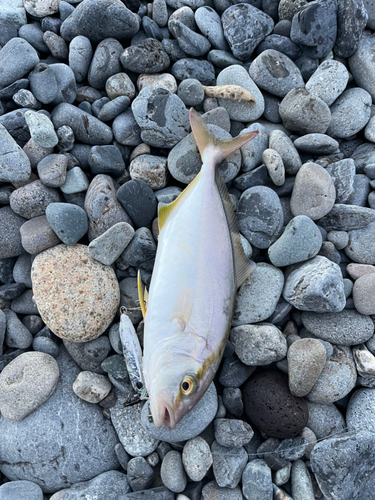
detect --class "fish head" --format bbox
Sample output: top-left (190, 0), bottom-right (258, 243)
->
top-left (146, 342), bottom-right (220, 429)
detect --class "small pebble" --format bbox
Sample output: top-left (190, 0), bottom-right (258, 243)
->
top-left (73, 370), bottom-right (112, 403)
top-left (182, 437), bottom-right (213, 481)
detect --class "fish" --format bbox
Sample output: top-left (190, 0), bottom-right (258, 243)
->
top-left (141, 109), bottom-right (258, 429)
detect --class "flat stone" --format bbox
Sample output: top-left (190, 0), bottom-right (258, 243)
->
top-left (302, 309), bottom-right (374, 345)
top-left (0, 480), bottom-right (43, 500)
top-left (171, 58), bottom-right (215, 86)
top-left (232, 263), bottom-right (284, 326)
top-left (44, 201), bottom-right (86, 242)
top-left (305, 60), bottom-right (349, 106)
top-left (279, 88), bottom-right (331, 134)
top-left (325, 159), bottom-right (355, 204)
top-left (310, 430), bottom-right (375, 500)
top-left (268, 215), bottom-right (322, 267)
top-left (290, 162), bottom-right (336, 220)
top-left (347, 263), bottom-right (375, 280)
top-left (60, 0), bottom-right (140, 43)
top-left (283, 256), bottom-right (346, 313)
top-left (10, 180), bottom-right (60, 220)
top-left (288, 339), bottom-right (327, 397)
top-left (60, 167), bottom-right (89, 195)
top-left (230, 323), bottom-right (287, 365)
top-left (52, 471), bottom-right (130, 499)
top-left (249, 49), bottom-right (304, 98)
top-left (216, 65), bottom-right (264, 122)
top-left (222, 4), bottom-right (274, 60)
top-left (214, 419), bottom-right (253, 448)
top-left (0, 38), bottom-right (39, 88)
top-left (237, 186), bottom-right (284, 248)
top-left (0, 351), bottom-right (59, 421)
top-left (31, 244), bottom-right (120, 342)
top-left (20, 215), bottom-right (61, 254)
top-left (317, 204), bottom-right (375, 231)
top-left (306, 345), bottom-right (357, 404)
top-left (141, 383), bottom-right (218, 443)
top-left (88, 222), bottom-right (134, 266)
top-left (37, 154), bottom-right (68, 188)
top-left (0, 347), bottom-right (119, 493)
top-left (117, 179), bottom-right (157, 228)
top-left (294, 134), bottom-right (339, 155)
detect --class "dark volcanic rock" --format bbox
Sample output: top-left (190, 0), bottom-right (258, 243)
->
top-left (120, 39), bottom-right (170, 74)
top-left (242, 370), bottom-right (309, 438)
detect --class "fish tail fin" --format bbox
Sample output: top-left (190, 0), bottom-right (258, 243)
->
top-left (189, 108), bottom-right (258, 163)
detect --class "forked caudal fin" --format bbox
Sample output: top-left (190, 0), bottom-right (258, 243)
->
top-left (189, 108), bottom-right (259, 163)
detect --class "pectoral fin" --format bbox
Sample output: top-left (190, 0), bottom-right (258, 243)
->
top-left (171, 287), bottom-right (194, 332)
top-left (137, 270), bottom-right (147, 319)
top-left (215, 169), bottom-right (256, 288)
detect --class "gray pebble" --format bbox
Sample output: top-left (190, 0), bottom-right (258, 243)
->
top-left (302, 309), bottom-right (374, 345)
top-left (54, 470), bottom-right (130, 499)
top-left (171, 58), bottom-right (215, 85)
top-left (141, 382), bottom-right (218, 443)
top-left (222, 386), bottom-right (243, 417)
top-left (347, 173), bottom-right (371, 207)
top-left (306, 345), bottom-right (357, 404)
top-left (160, 450), bottom-right (187, 493)
top-left (33, 335), bottom-right (59, 358)
top-left (232, 263), bottom-right (284, 325)
top-left (170, 20), bottom-right (211, 57)
top-left (88, 222), bottom-right (134, 266)
top-left (20, 215), bottom-right (61, 254)
top-left (37, 154), bottom-right (68, 188)
top-left (306, 401), bottom-right (346, 440)
top-left (218, 354), bottom-right (254, 388)
top-left (240, 123), bottom-right (268, 172)
top-left (346, 388), bottom-right (375, 433)
top-left (279, 88), bottom-right (331, 134)
top-left (290, 162), bottom-right (336, 220)
top-left (269, 215), bottom-right (322, 267)
top-left (130, 154), bottom-right (167, 190)
top-left (211, 441), bottom-right (247, 488)
top-left (216, 65), bottom-right (264, 122)
top-left (22, 315), bottom-right (43, 335)
top-left (0, 207), bottom-right (26, 259)
top-left (13, 89), bottom-right (41, 110)
top-left (72, 370), bottom-right (111, 403)
top-left (317, 204), bottom-right (375, 232)
top-left (11, 289), bottom-right (39, 315)
top-left (262, 148), bottom-right (285, 186)
top-left (43, 31), bottom-right (68, 60)
top-left (121, 227), bottom-right (156, 267)
top-left (4, 309), bottom-right (33, 349)
top-left (269, 129), bottom-right (301, 175)
top-left (127, 457), bottom-right (154, 491)
top-left (60, 167), bottom-right (89, 195)
top-left (0, 351), bottom-right (59, 421)
top-left (345, 221), bottom-right (375, 264)
top-left (305, 60), bottom-right (349, 105)
top-left (106, 73), bottom-right (135, 100)
top-left (201, 481), bottom-right (243, 500)
top-left (88, 145), bottom-right (125, 178)
top-left (349, 32), bottom-right (375, 102)
top-left (327, 88), bottom-right (372, 139)
top-left (242, 459), bottom-right (273, 500)
top-left (250, 49), bottom-right (304, 98)
top-left (182, 437), bottom-right (212, 481)
top-left (283, 256), bottom-right (346, 313)
top-left (10, 180), bottom-right (60, 220)
top-left (222, 4), bottom-right (274, 60)
top-left (153, 0), bottom-right (168, 27)
top-left (88, 38), bottom-right (123, 90)
top-left (120, 39), bottom-right (170, 74)
top-left (113, 109), bottom-right (142, 146)
top-left (117, 179), bottom-right (157, 228)
top-left (132, 87), bottom-right (189, 148)
top-left (326, 159), bottom-right (355, 204)
top-left (68, 35), bottom-right (92, 83)
top-left (98, 96), bottom-right (130, 122)
top-left (45, 202), bottom-right (88, 245)
top-left (64, 336), bottom-right (110, 374)
top-left (207, 49), bottom-right (243, 68)
top-left (195, 6), bottom-right (229, 51)
top-left (214, 419), bottom-right (253, 448)
top-left (30, 63), bottom-right (77, 106)
top-left (276, 436), bottom-right (306, 461)
top-left (287, 338), bottom-right (327, 397)
top-left (291, 459), bottom-right (314, 500)
top-left (0, 38), bottom-right (39, 88)
top-left (24, 109), bottom-right (58, 149)
top-left (177, 78), bottom-right (204, 106)
top-left (310, 430), bottom-right (375, 500)
top-left (0, 480), bottom-right (43, 500)
top-left (294, 134), bottom-right (339, 154)
top-left (230, 323), bottom-right (287, 365)
top-left (0, 124), bottom-right (31, 183)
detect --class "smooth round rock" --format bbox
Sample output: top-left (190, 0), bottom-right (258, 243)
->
top-left (171, 58), bottom-right (216, 86)
top-left (249, 49), bottom-right (304, 98)
top-left (0, 38), bottom-right (39, 89)
top-left (88, 38), bottom-right (123, 90)
top-left (37, 154), bottom-right (68, 188)
top-left (222, 4), bottom-right (274, 60)
top-left (353, 273), bottom-right (375, 315)
top-left (346, 388), bottom-right (375, 432)
top-left (269, 216), bottom-right (322, 267)
top-left (195, 6), bottom-right (229, 51)
top-left (290, 162), bottom-right (336, 220)
top-left (68, 35), bottom-right (93, 84)
top-left (0, 480), bottom-right (43, 500)
top-left (242, 459), bottom-right (273, 500)
top-left (130, 154), bottom-right (167, 190)
top-left (120, 39), bottom-right (170, 74)
top-left (307, 401), bottom-right (346, 440)
top-left (0, 207), bottom-right (26, 259)
top-left (345, 222), bottom-right (375, 264)
top-left (161, 451), bottom-right (187, 493)
top-left (288, 339), bottom-right (327, 397)
top-left (262, 148), bottom-right (285, 186)
top-left (88, 222), bottom-right (134, 266)
top-left (230, 324), bottom-right (287, 366)
top-left (243, 370), bottom-right (308, 438)
top-left (349, 32), bottom-right (375, 102)
top-left (327, 88), bottom-right (372, 139)
top-left (232, 263), bottom-right (284, 326)
top-left (214, 418), bottom-right (253, 448)
top-left (141, 382), bottom-right (218, 443)
top-left (73, 371), bottom-right (112, 403)
top-left (31, 244), bottom-right (120, 342)
top-left (269, 129), bottom-right (301, 175)
top-left (211, 441), bottom-right (247, 489)
top-left (216, 65), bottom-right (264, 122)
top-left (306, 345), bottom-right (357, 404)
top-left (182, 437), bottom-right (212, 481)
top-left (237, 186), bottom-right (284, 249)
top-left (106, 73), bottom-right (135, 100)
top-left (20, 215), bottom-right (61, 254)
top-left (60, 0), bottom-right (140, 43)
top-left (0, 351), bottom-right (59, 421)
top-left (24, 110), bottom-right (58, 149)
top-left (45, 203), bottom-right (88, 245)
top-left (305, 60), bottom-right (349, 106)
top-left (294, 134), bottom-right (339, 155)
top-left (279, 88), bottom-right (331, 134)
top-left (0, 124), bottom-right (31, 183)
top-left (9, 180), bottom-right (60, 220)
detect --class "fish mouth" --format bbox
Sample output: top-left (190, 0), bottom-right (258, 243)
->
top-left (151, 399), bottom-right (176, 429)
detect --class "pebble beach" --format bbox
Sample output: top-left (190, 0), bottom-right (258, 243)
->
top-left (1, 0), bottom-right (375, 498)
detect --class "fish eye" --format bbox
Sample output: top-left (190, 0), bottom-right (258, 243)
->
top-left (180, 375), bottom-right (196, 396)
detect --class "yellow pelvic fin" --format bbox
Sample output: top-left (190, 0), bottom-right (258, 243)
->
top-left (171, 287), bottom-right (194, 332)
top-left (158, 172), bottom-right (201, 231)
top-left (137, 270), bottom-right (147, 319)
top-left (189, 108), bottom-right (259, 163)
top-left (215, 169), bottom-right (256, 288)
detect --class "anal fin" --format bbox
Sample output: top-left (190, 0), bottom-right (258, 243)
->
top-left (215, 169), bottom-right (256, 288)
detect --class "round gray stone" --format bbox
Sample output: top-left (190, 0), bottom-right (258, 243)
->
top-left (249, 49), bottom-right (304, 98)
top-left (232, 263), bottom-right (284, 326)
top-left (307, 401), bottom-right (346, 440)
top-left (0, 124), bottom-right (31, 183)
top-left (37, 154), bottom-right (68, 188)
top-left (301, 309), bottom-right (374, 345)
top-left (327, 88), bottom-right (372, 139)
top-left (268, 215), bottom-right (322, 267)
top-left (230, 323), bottom-right (287, 366)
top-left (195, 6), bottom-right (229, 51)
top-left (242, 459), bottom-right (273, 500)
top-left (182, 436), bottom-right (213, 481)
top-left (141, 382), bottom-right (218, 443)
top-left (237, 186), bottom-right (284, 248)
top-left (0, 207), bottom-right (27, 259)
top-left (0, 480), bottom-right (43, 500)
top-left (305, 60), bottom-right (349, 106)
top-left (345, 222), bottom-right (375, 264)
top-left (349, 31), bottom-right (375, 102)
top-left (346, 388), bottom-right (375, 432)
top-left (294, 134), bottom-right (339, 154)
top-left (88, 222), bottom-right (134, 266)
top-left (288, 339), bottom-right (327, 397)
top-left (283, 256), bottom-right (346, 313)
top-left (240, 123), bottom-right (268, 173)
top-left (214, 418), bottom-right (253, 448)
top-left (160, 450), bottom-right (187, 493)
top-left (0, 38), bottom-right (39, 88)
top-left (211, 441), bottom-right (247, 488)
top-left (10, 180), bottom-right (60, 220)
top-left (269, 129), bottom-right (301, 175)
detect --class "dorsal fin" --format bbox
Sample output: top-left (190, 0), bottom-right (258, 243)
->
top-left (215, 169), bottom-right (256, 288)
top-left (158, 173), bottom-right (201, 231)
